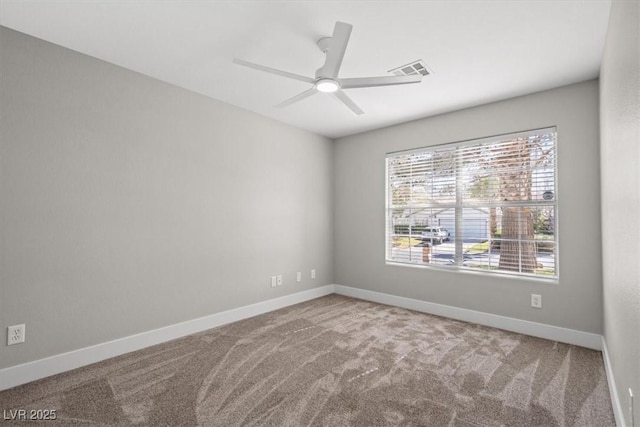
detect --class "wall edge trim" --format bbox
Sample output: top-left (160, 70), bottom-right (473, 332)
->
top-left (0, 285), bottom-right (335, 391)
top-left (333, 284), bottom-right (603, 349)
top-left (602, 336), bottom-right (627, 427)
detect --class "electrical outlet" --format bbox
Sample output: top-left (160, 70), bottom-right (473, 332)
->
top-left (311, 269), bottom-right (316, 279)
top-left (7, 324), bottom-right (25, 345)
top-left (629, 388), bottom-right (634, 427)
top-left (277, 275), bottom-right (283, 286)
top-left (271, 276), bottom-right (277, 288)
top-left (296, 272), bottom-right (302, 282)
top-left (531, 294), bottom-right (542, 309)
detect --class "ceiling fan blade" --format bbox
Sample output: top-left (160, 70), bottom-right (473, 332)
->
top-left (321, 22), bottom-right (353, 78)
top-left (332, 90), bottom-right (363, 115)
top-left (276, 87), bottom-right (317, 108)
top-left (340, 74), bottom-right (422, 89)
top-left (233, 58), bottom-right (315, 84)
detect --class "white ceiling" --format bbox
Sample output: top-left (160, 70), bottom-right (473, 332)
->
top-left (1, 1), bottom-right (611, 139)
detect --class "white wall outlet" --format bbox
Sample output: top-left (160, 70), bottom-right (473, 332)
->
top-left (311, 269), bottom-right (316, 279)
top-left (629, 388), bottom-right (634, 427)
top-left (296, 272), bottom-right (302, 282)
top-left (277, 275), bottom-right (283, 286)
top-left (270, 276), bottom-right (277, 288)
top-left (531, 294), bottom-right (542, 309)
top-left (7, 324), bottom-right (25, 345)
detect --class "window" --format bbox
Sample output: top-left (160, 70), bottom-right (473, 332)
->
top-left (386, 128), bottom-right (557, 280)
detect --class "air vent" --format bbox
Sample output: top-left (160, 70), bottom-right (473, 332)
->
top-left (389, 60), bottom-right (433, 77)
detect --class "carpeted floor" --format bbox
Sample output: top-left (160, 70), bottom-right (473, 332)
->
top-left (1, 295), bottom-right (615, 426)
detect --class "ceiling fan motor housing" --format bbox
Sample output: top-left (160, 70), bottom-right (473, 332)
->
top-left (316, 37), bottom-right (333, 79)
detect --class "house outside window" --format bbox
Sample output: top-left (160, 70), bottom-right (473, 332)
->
top-left (385, 127), bottom-right (558, 280)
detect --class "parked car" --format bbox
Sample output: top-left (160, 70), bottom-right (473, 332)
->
top-left (421, 227), bottom-right (449, 244)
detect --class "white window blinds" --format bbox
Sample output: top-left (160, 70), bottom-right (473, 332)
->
top-left (386, 127), bottom-right (557, 279)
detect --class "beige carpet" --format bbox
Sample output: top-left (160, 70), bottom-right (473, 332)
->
top-left (1, 295), bottom-right (614, 426)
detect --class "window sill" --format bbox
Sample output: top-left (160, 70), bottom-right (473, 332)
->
top-left (385, 261), bottom-right (559, 285)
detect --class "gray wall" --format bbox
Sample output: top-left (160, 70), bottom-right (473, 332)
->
top-left (600, 0), bottom-right (640, 425)
top-left (334, 80), bottom-right (602, 334)
top-left (0, 27), bottom-right (333, 369)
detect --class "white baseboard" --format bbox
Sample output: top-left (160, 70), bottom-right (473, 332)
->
top-left (0, 285), bottom-right (335, 391)
top-left (333, 285), bottom-right (603, 350)
top-left (0, 284), bottom-right (608, 396)
top-left (602, 337), bottom-right (626, 427)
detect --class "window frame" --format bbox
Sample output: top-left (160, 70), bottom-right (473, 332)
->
top-left (385, 127), bottom-right (559, 282)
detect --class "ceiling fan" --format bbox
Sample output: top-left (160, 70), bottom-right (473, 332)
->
top-left (233, 22), bottom-right (423, 115)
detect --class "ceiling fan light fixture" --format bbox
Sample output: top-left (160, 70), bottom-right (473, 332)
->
top-left (315, 78), bottom-right (340, 93)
